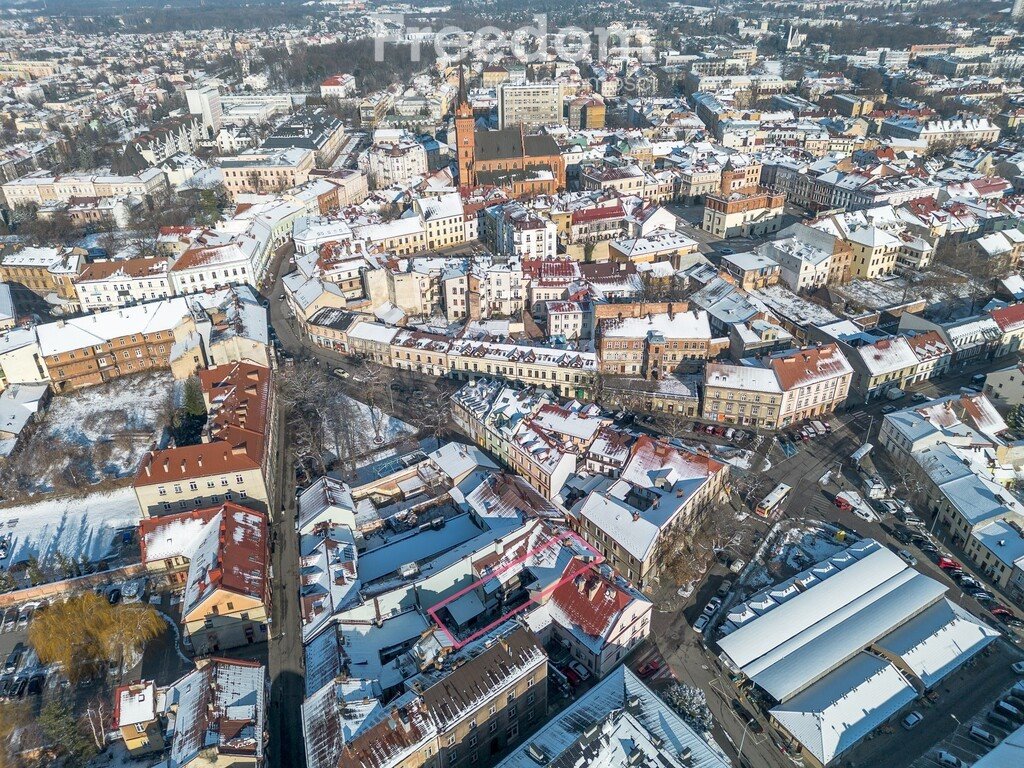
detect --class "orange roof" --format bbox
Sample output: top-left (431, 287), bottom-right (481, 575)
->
top-left (77, 256), bottom-right (168, 282)
top-left (771, 343), bottom-right (851, 391)
top-left (992, 303), bottom-right (1024, 333)
top-left (136, 363), bottom-right (272, 487)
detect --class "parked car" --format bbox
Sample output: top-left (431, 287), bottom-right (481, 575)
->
top-left (912, 392), bottom-right (930, 403)
top-left (716, 580), bottom-right (733, 597)
top-left (938, 557), bottom-right (963, 570)
top-left (332, 368), bottom-right (349, 379)
top-left (567, 661), bottom-right (591, 682)
top-left (969, 725), bottom-right (998, 746)
top-left (702, 597), bottom-right (722, 616)
top-left (897, 549), bottom-right (917, 566)
top-left (3, 645), bottom-right (23, 675)
top-left (26, 675), bottom-right (43, 696)
top-left (991, 606), bottom-right (1014, 619)
top-left (996, 699), bottom-right (1024, 722)
top-left (934, 750), bottom-right (965, 767)
top-left (1011, 661), bottom-right (1024, 674)
top-left (988, 710), bottom-right (1015, 732)
top-left (901, 711), bottom-right (923, 730)
top-left (881, 405), bottom-right (897, 414)
top-left (693, 614), bottom-right (710, 634)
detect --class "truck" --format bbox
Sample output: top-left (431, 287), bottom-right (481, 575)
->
top-left (885, 388), bottom-right (905, 401)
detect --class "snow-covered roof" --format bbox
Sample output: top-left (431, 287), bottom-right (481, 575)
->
top-left (770, 652), bottom-right (917, 767)
top-left (36, 297), bottom-right (191, 357)
top-left (495, 666), bottom-right (730, 768)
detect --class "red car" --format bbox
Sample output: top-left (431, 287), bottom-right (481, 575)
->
top-left (564, 667), bottom-right (581, 686)
top-left (938, 557), bottom-right (963, 570)
top-left (991, 605), bottom-right (1014, 618)
top-left (834, 496), bottom-right (852, 511)
top-left (638, 660), bottom-right (661, 678)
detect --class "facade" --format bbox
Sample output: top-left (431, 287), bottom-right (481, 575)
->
top-left (36, 298), bottom-right (194, 392)
top-left (569, 436), bottom-right (730, 588)
top-left (1, 167), bottom-right (167, 208)
top-left (597, 307), bottom-right (712, 378)
top-left (702, 188), bottom-right (786, 238)
top-left (113, 681), bottom-right (164, 756)
top-left (220, 148), bottom-right (315, 200)
top-left (0, 246), bottom-right (84, 302)
top-left (702, 343), bottom-right (853, 429)
top-left (497, 83), bottom-right (563, 129)
top-left (366, 136), bottom-right (428, 189)
top-left (74, 257), bottom-right (173, 311)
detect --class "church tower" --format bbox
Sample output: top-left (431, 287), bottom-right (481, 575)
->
top-left (455, 65), bottom-right (476, 188)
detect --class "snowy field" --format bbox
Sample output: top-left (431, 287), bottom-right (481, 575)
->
top-left (10, 372), bottom-right (172, 495)
top-left (0, 486), bottom-right (141, 568)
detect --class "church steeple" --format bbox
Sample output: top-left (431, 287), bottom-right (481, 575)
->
top-left (454, 63), bottom-right (475, 188)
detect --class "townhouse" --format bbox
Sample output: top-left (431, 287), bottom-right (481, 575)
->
top-left (74, 256), bottom-right (173, 312)
top-left (0, 245), bottom-right (84, 303)
top-left (567, 436), bottom-right (730, 588)
top-left (36, 298), bottom-right (195, 392)
top-left (597, 306), bottom-right (712, 378)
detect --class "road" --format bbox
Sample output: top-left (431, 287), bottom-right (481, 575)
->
top-left (267, 381), bottom-right (305, 768)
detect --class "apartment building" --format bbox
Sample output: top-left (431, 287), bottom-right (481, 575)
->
top-left (597, 307), bottom-right (712, 378)
top-left (702, 188), bottom-right (786, 238)
top-left (140, 503), bottom-right (270, 653)
top-left (74, 257), bottom-right (173, 312)
top-left (413, 192), bottom-right (467, 250)
top-left (569, 436), bottom-right (730, 588)
top-left (702, 343), bottom-right (853, 429)
top-left (134, 363), bottom-right (277, 516)
top-left (220, 148), bottom-right (315, 200)
top-left (337, 628), bottom-right (547, 768)
top-left (113, 681), bottom-right (164, 757)
top-left (366, 135), bottom-right (428, 189)
top-left (0, 246), bottom-right (84, 302)
top-left (497, 83), bottom-right (563, 129)
top-left (36, 298), bottom-right (194, 392)
top-left (1, 167), bottom-right (167, 208)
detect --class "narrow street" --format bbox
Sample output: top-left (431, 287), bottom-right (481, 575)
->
top-left (267, 402), bottom-right (305, 768)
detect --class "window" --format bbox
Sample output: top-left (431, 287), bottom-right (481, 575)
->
top-left (469, 719), bottom-right (476, 729)
top-left (134, 723), bottom-right (146, 734)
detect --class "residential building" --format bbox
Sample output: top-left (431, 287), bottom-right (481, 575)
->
top-left (134, 363), bottom-right (278, 516)
top-left (74, 257), bottom-right (173, 312)
top-left (37, 298), bottom-right (194, 392)
top-left (702, 343), bottom-right (853, 429)
top-left (495, 666), bottom-right (730, 768)
top-left (163, 658), bottom-right (267, 767)
top-left (702, 188), bottom-right (786, 238)
top-left (140, 503), bottom-right (270, 653)
top-left (568, 436), bottom-right (729, 588)
top-left (335, 627), bottom-right (547, 768)
top-left (220, 148), bottom-right (315, 200)
top-left (113, 681), bottom-right (164, 756)
top-left (597, 306), bottom-right (712, 378)
top-left (0, 246), bottom-right (84, 303)
top-left (497, 82), bottom-right (563, 129)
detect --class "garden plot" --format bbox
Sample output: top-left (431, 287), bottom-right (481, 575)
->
top-left (7, 372), bottom-right (172, 496)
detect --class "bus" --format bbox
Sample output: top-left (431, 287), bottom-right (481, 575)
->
top-left (756, 483), bottom-right (792, 517)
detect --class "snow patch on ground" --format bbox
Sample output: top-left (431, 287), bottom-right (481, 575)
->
top-left (323, 393), bottom-right (416, 461)
top-left (0, 487), bottom-right (141, 568)
top-left (14, 372), bottom-right (171, 494)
